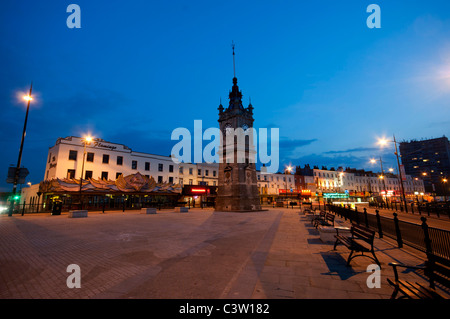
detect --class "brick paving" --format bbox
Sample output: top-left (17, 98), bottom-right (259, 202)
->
top-left (0, 208), bottom-right (446, 299)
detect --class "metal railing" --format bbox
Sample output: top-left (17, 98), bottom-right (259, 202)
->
top-left (369, 200), bottom-right (450, 219)
top-left (327, 204), bottom-right (450, 261)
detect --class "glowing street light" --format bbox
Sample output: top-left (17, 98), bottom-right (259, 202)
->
top-left (443, 178), bottom-right (448, 202)
top-left (370, 157), bottom-right (387, 205)
top-left (376, 135), bottom-right (408, 212)
top-left (8, 82), bottom-right (33, 216)
top-left (285, 165), bottom-right (293, 202)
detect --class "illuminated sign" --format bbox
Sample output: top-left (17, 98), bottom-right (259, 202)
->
top-left (323, 193), bottom-right (349, 199)
top-left (191, 188), bottom-right (207, 193)
top-left (183, 185), bottom-right (216, 196)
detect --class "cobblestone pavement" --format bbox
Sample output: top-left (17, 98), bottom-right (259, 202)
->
top-left (0, 208), bottom-right (445, 299)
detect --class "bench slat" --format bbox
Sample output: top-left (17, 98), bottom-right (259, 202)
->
top-left (399, 280), bottom-right (435, 299)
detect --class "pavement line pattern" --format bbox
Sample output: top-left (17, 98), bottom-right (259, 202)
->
top-left (220, 211), bottom-right (283, 299)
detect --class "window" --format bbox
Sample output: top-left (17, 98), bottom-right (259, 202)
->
top-left (102, 154), bottom-right (109, 164)
top-left (189, 179), bottom-right (193, 185)
top-left (189, 168), bottom-right (193, 175)
top-left (179, 166), bottom-right (184, 174)
top-left (158, 176), bottom-right (163, 183)
top-left (69, 150), bottom-right (77, 161)
top-left (198, 169), bottom-right (202, 175)
top-left (48, 153), bottom-right (52, 163)
top-left (169, 165), bottom-right (174, 172)
top-left (67, 169), bottom-right (76, 179)
top-left (132, 160), bottom-right (137, 170)
top-left (213, 170), bottom-right (216, 177)
top-left (145, 162), bottom-right (150, 171)
top-left (101, 171), bottom-right (108, 180)
top-left (117, 156), bottom-right (123, 165)
top-left (158, 163), bottom-right (163, 172)
top-left (116, 172), bottom-right (122, 179)
top-left (213, 181), bottom-right (216, 186)
top-left (169, 177), bottom-right (173, 183)
top-left (85, 170), bottom-right (93, 179)
top-left (179, 178), bottom-right (183, 186)
top-left (86, 152), bottom-right (94, 162)
top-left (205, 170), bottom-right (209, 176)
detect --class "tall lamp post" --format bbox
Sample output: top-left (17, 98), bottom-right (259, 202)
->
top-left (285, 165), bottom-right (292, 203)
top-left (79, 136), bottom-right (93, 210)
top-left (378, 135), bottom-right (408, 213)
top-left (443, 178), bottom-right (448, 202)
top-left (370, 157), bottom-right (387, 206)
top-left (8, 83), bottom-right (33, 216)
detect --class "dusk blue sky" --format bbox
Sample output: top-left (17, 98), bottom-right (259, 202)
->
top-left (1, 0), bottom-right (450, 191)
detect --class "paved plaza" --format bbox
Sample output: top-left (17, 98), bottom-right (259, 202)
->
top-left (0, 207), bottom-right (444, 299)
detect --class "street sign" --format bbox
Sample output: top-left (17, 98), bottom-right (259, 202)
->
top-left (6, 167), bottom-right (29, 184)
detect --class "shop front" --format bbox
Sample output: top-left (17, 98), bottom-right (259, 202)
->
top-left (38, 172), bottom-right (183, 212)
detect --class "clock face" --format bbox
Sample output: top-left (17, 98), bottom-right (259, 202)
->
top-left (242, 124), bottom-right (249, 131)
top-left (224, 123), bottom-right (233, 135)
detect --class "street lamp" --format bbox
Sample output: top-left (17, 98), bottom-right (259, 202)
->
top-left (8, 83), bottom-right (33, 216)
top-left (443, 178), bottom-right (448, 202)
top-left (79, 136), bottom-right (93, 210)
top-left (370, 157), bottom-right (387, 206)
top-left (377, 135), bottom-right (408, 212)
top-left (285, 165), bottom-right (293, 202)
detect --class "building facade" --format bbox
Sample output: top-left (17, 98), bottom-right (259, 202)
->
top-left (22, 135), bottom-right (427, 211)
top-left (400, 136), bottom-right (450, 195)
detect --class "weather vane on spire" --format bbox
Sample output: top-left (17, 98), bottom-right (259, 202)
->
top-left (231, 40), bottom-right (236, 78)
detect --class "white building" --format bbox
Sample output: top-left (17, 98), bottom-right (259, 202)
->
top-left (312, 167), bottom-right (425, 200)
top-left (45, 136), bottom-right (180, 184)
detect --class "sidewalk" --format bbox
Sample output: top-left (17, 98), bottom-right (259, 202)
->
top-left (0, 208), bottom-right (442, 299)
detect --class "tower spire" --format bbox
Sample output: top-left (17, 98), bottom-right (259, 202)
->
top-left (231, 41), bottom-right (236, 78)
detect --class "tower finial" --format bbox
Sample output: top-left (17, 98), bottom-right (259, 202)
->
top-left (231, 41), bottom-right (236, 78)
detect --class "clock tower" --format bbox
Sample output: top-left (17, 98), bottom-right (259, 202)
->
top-left (215, 44), bottom-right (262, 212)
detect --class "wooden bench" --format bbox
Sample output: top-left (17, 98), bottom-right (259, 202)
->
top-left (333, 224), bottom-right (380, 267)
top-left (387, 253), bottom-right (450, 299)
top-left (311, 211), bottom-right (326, 226)
top-left (314, 212), bottom-right (335, 228)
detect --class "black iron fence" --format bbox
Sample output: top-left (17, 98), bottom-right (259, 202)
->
top-left (369, 200), bottom-right (450, 219)
top-left (327, 204), bottom-right (450, 261)
top-left (3, 198), bottom-right (182, 216)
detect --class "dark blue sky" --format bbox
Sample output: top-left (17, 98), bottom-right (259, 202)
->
top-left (1, 0), bottom-right (450, 191)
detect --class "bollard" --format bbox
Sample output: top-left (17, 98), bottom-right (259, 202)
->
top-left (354, 206), bottom-right (360, 225)
top-left (375, 210), bottom-right (383, 238)
top-left (393, 213), bottom-right (403, 248)
top-left (420, 217), bottom-right (432, 257)
top-left (363, 207), bottom-right (369, 228)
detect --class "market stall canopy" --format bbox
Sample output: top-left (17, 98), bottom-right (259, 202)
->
top-left (39, 172), bottom-right (182, 194)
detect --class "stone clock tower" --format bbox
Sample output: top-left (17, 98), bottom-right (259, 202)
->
top-left (215, 44), bottom-right (262, 212)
